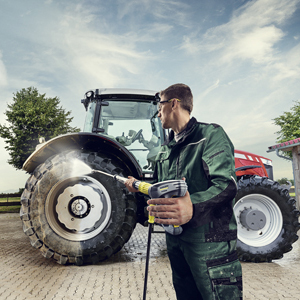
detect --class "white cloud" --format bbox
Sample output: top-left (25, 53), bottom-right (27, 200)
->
top-left (0, 139), bottom-right (29, 193)
top-left (200, 79), bottom-right (220, 98)
top-left (271, 43), bottom-right (300, 81)
top-left (4, 3), bottom-right (157, 91)
top-left (222, 25), bottom-right (284, 64)
top-left (116, 0), bottom-right (190, 26)
top-left (124, 23), bottom-right (174, 43)
top-left (180, 0), bottom-right (299, 65)
top-left (0, 1), bottom-right (192, 94)
top-left (232, 0), bottom-right (298, 28)
top-left (56, 16), bottom-right (154, 88)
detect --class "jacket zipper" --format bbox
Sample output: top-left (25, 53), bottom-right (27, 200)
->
top-left (176, 154), bottom-right (180, 178)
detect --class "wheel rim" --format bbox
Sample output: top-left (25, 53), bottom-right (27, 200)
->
top-left (234, 194), bottom-right (283, 247)
top-left (45, 175), bottom-right (112, 241)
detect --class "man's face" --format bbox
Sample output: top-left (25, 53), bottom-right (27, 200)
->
top-left (158, 95), bottom-right (173, 129)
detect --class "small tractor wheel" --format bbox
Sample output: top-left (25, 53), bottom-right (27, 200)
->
top-left (20, 150), bottom-right (137, 265)
top-left (234, 176), bottom-right (300, 262)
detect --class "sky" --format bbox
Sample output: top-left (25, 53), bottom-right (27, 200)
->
top-left (0, 0), bottom-right (299, 192)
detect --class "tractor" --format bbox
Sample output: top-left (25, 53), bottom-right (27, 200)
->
top-left (20, 88), bottom-right (300, 265)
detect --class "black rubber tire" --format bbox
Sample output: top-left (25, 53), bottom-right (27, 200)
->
top-left (20, 150), bottom-right (137, 265)
top-left (235, 176), bottom-right (300, 262)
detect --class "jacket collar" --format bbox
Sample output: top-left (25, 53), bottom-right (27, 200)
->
top-left (163, 117), bottom-right (197, 146)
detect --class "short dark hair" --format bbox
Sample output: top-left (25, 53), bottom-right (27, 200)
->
top-left (160, 83), bottom-right (193, 114)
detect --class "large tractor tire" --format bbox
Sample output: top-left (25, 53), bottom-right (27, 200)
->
top-left (234, 176), bottom-right (300, 262)
top-left (20, 150), bottom-right (137, 265)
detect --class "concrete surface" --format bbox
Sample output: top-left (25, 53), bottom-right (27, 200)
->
top-left (1, 213), bottom-right (300, 300)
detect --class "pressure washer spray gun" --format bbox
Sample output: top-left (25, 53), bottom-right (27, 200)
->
top-left (91, 169), bottom-right (187, 235)
top-left (91, 169), bottom-right (188, 300)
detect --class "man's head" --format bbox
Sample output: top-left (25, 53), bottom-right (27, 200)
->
top-left (157, 83), bottom-right (193, 132)
top-left (159, 83), bottom-right (193, 114)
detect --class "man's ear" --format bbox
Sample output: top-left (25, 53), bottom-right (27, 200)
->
top-left (172, 100), bottom-right (181, 112)
top-left (171, 99), bottom-right (177, 109)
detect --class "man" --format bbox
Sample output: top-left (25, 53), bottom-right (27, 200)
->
top-left (125, 83), bottom-right (243, 300)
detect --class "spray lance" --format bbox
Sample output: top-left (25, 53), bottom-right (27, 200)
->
top-left (91, 169), bottom-right (188, 300)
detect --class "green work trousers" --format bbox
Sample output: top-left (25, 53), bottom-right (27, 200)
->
top-left (166, 234), bottom-right (243, 300)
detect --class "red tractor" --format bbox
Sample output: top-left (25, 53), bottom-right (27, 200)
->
top-left (234, 150), bottom-right (299, 262)
top-left (20, 89), bottom-right (300, 265)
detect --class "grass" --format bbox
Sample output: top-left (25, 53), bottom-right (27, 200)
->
top-left (0, 197), bottom-right (21, 213)
top-left (0, 197), bottom-right (20, 202)
top-left (0, 205), bottom-right (20, 213)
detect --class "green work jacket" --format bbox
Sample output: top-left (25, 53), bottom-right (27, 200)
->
top-left (154, 117), bottom-right (238, 243)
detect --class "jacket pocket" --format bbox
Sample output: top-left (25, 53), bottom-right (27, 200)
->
top-left (156, 151), bottom-right (171, 180)
top-left (206, 252), bottom-right (243, 300)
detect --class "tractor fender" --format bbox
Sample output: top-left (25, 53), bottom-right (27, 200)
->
top-left (22, 132), bottom-right (143, 178)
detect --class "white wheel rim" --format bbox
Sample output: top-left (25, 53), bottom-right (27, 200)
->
top-left (45, 175), bottom-right (112, 241)
top-left (234, 194), bottom-right (283, 247)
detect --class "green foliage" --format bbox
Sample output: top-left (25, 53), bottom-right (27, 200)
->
top-left (0, 205), bottom-right (20, 213)
top-left (277, 177), bottom-right (288, 185)
top-left (273, 100), bottom-right (300, 158)
top-left (276, 177), bottom-right (294, 185)
top-left (0, 87), bottom-right (80, 169)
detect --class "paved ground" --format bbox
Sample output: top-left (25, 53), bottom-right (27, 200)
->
top-left (1, 213), bottom-right (300, 300)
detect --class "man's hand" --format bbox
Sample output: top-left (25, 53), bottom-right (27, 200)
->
top-left (147, 191), bottom-right (193, 226)
top-left (124, 176), bottom-right (139, 193)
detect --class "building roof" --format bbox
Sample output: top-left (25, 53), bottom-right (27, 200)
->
top-left (267, 138), bottom-right (300, 152)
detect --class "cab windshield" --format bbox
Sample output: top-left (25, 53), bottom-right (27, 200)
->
top-left (83, 100), bottom-right (163, 171)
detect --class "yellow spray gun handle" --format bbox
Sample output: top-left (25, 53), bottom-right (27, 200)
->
top-left (148, 204), bottom-right (155, 224)
top-left (136, 181), bottom-right (152, 195)
top-left (133, 181), bottom-right (155, 224)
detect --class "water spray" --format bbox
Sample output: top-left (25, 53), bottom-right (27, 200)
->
top-left (70, 159), bottom-right (93, 177)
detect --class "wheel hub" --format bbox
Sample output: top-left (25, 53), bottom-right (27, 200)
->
top-left (69, 196), bottom-right (90, 218)
top-left (240, 208), bottom-right (266, 230)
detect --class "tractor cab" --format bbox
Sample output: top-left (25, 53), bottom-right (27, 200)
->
top-left (82, 89), bottom-right (165, 171)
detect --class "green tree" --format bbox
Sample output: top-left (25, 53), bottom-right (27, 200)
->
top-left (273, 100), bottom-right (300, 158)
top-left (277, 177), bottom-right (290, 185)
top-left (0, 87), bottom-right (80, 169)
